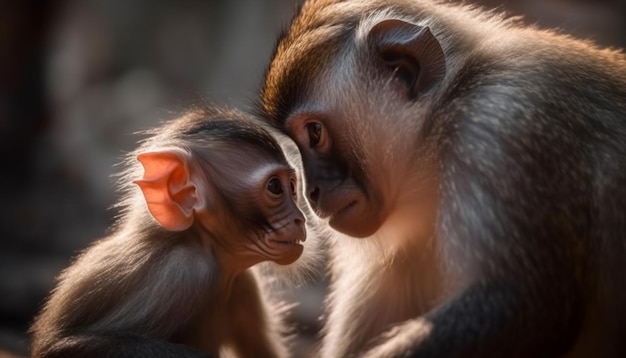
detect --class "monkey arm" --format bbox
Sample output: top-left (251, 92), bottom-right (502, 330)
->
top-left (360, 211), bottom-right (584, 358)
top-left (363, 107), bottom-right (588, 357)
top-left (362, 278), bottom-right (581, 358)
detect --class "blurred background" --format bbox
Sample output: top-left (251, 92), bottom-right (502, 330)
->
top-left (0, 0), bottom-right (623, 356)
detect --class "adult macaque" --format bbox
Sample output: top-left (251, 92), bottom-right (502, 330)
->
top-left (260, 0), bottom-right (626, 357)
top-left (30, 107), bottom-right (311, 358)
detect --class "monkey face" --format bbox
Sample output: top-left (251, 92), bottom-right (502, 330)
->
top-left (254, 167), bottom-right (307, 265)
top-left (204, 151), bottom-right (307, 267)
top-left (285, 113), bottom-right (387, 238)
top-left (262, 15), bottom-right (446, 239)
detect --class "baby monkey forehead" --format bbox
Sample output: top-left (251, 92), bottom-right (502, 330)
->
top-left (225, 139), bottom-right (291, 167)
top-left (167, 107), bottom-right (280, 151)
top-left (245, 162), bottom-right (297, 186)
top-left (194, 140), bottom-right (294, 183)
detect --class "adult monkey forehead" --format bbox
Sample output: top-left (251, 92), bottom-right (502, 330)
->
top-left (259, 0), bottom-right (626, 357)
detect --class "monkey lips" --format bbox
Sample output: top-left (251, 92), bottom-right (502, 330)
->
top-left (264, 224), bottom-right (306, 265)
top-left (316, 189), bottom-right (384, 238)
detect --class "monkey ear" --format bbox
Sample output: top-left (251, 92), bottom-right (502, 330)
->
top-left (368, 19), bottom-right (446, 98)
top-left (134, 150), bottom-right (201, 231)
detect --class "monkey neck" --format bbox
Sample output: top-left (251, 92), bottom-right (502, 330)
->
top-left (212, 268), bottom-right (239, 305)
top-left (379, 173), bottom-right (440, 254)
top-left (190, 227), bottom-right (258, 304)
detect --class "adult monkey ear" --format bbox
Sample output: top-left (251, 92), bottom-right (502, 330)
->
top-left (134, 150), bottom-right (202, 231)
top-left (368, 19), bottom-right (446, 99)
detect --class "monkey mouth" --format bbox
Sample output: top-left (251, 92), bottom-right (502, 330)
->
top-left (317, 200), bottom-right (358, 219)
top-left (326, 199), bottom-right (380, 237)
top-left (270, 239), bottom-right (305, 246)
top-left (330, 200), bottom-right (358, 220)
top-left (267, 236), bottom-right (305, 265)
top-left (269, 230), bottom-right (306, 246)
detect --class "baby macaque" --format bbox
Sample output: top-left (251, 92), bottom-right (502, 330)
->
top-left (30, 106), bottom-right (308, 358)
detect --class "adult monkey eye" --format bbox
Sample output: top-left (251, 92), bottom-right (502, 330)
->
top-left (267, 177), bottom-right (284, 195)
top-left (307, 122), bottom-right (322, 147)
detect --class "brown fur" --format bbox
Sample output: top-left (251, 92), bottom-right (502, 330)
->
top-left (30, 107), bottom-right (313, 358)
top-left (260, 1), bottom-right (626, 357)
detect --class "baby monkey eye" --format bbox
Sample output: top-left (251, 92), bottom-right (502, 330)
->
top-left (267, 177), bottom-right (283, 195)
top-left (307, 122), bottom-right (322, 147)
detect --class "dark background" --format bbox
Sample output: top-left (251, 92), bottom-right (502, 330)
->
top-left (0, 0), bottom-right (624, 357)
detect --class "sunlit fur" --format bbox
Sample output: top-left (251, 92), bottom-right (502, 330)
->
top-left (261, 0), bottom-right (626, 357)
top-left (30, 106), bottom-right (322, 358)
top-left (255, 127), bottom-right (329, 286)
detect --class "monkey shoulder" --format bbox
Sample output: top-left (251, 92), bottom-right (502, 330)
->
top-left (38, 234), bottom-right (216, 336)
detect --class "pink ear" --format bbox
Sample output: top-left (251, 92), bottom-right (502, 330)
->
top-left (134, 151), bottom-right (198, 231)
